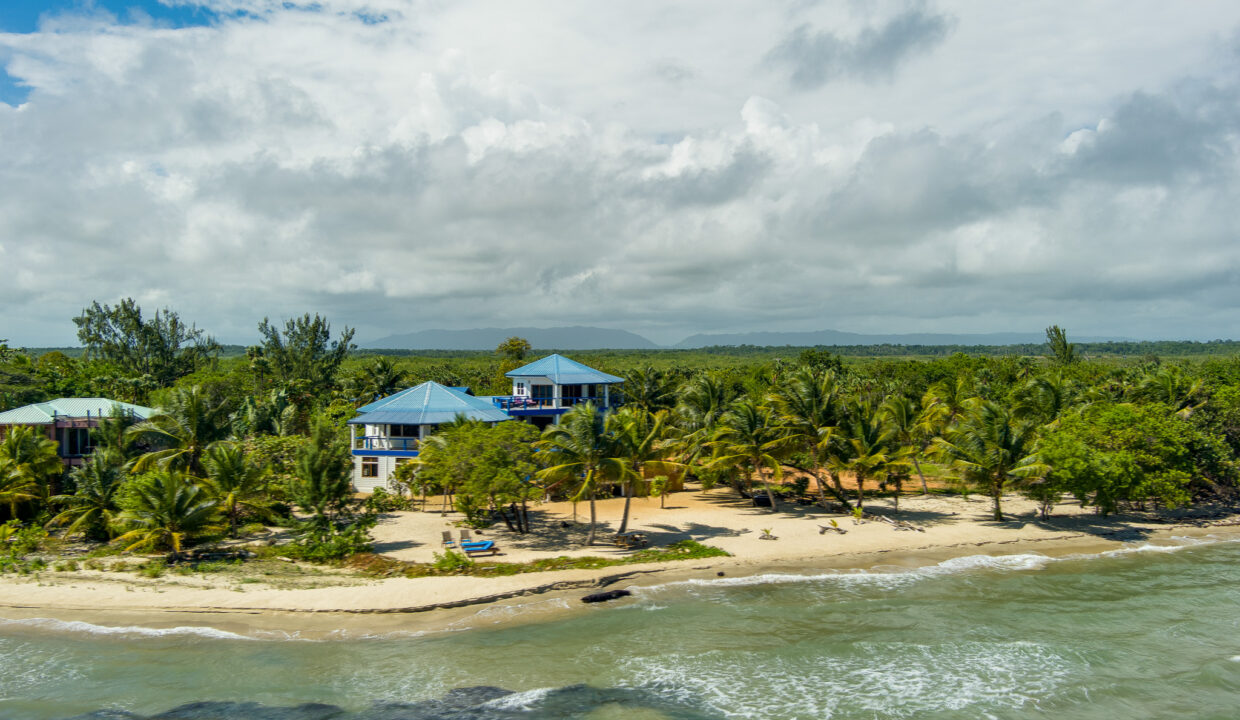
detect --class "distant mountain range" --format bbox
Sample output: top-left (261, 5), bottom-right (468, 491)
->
top-left (361, 326), bottom-right (1131, 350)
top-left (673, 330), bottom-right (1127, 348)
top-left (360, 326), bottom-right (660, 351)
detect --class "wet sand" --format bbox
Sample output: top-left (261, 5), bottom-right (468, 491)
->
top-left (1, 489), bottom-right (1236, 637)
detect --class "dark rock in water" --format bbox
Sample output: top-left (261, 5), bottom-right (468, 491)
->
top-left (149, 701), bottom-right (346, 719)
top-left (580, 589), bottom-right (632, 603)
top-left (437, 687), bottom-right (513, 709)
top-left (362, 687), bottom-right (516, 720)
top-left (57, 682), bottom-right (728, 720)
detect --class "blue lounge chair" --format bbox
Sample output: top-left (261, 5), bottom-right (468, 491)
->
top-left (461, 540), bottom-right (497, 556)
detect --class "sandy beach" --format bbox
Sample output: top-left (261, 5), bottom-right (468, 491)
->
top-left (1, 488), bottom-right (1237, 636)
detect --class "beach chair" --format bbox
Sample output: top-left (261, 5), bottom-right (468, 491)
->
top-left (441, 530), bottom-right (456, 548)
top-left (613, 532), bottom-right (648, 549)
top-left (454, 528), bottom-right (497, 555)
top-left (461, 540), bottom-right (498, 557)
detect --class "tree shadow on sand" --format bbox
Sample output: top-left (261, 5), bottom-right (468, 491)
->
top-left (370, 538), bottom-right (422, 553)
top-left (697, 490), bottom-right (960, 528)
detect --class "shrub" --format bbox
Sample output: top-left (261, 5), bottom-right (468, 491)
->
top-left (2, 521), bottom-right (48, 555)
top-left (432, 550), bottom-right (474, 574)
top-left (286, 519), bottom-right (374, 563)
top-left (364, 487), bottom-right (413, 513)
top-left (139, 560), bottom-right (166, 578)
top-left (453, 492), bottom-right (492, 529)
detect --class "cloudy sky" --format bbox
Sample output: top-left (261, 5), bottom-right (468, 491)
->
top-left (2, 0), bottom-right (1239, 346)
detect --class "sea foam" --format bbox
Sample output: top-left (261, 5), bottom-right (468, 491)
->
top-left (621, 640), bottom-right (1077, 719)
top-left (634, 534), bottom-right (1238, 599)
top-left (0, 616), bottom-right (256, 641)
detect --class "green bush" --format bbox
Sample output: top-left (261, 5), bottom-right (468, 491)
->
top-left (139, 560), bottom-right (166, 578)
top-left (2, 521), bottom-right (48, 555)
top-left (431, 550), bottom-right (474, 574)
top-left (364, 487), bottom-right (413, 513)
top-left (286, 520), bottom-right (374, 563)
top-left (238, 522), bottom-right (269, 536)
top-left (452, 492), bottom-right (492, 529)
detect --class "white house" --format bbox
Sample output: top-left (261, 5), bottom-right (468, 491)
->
top-left (347, 381), bottom-right (510, 491)
top-left (490, 353), bottom-right (624, 429)
top-left (347, 355), bottom-right (626, 491)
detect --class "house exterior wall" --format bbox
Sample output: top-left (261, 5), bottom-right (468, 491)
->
top-left (351, 454), bottom-right (414, 493)
top-left (348, 422), bottom-right (432, 492)
top-left (0, 419), bottom-right (100, 469)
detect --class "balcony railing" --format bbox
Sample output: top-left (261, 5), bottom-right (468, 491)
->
top-left (353, 436), bottom-right (420, 452)
top-left (492, 396), bottom-right (557, 411)
top-left (491, 396), bottom-right (615, 411)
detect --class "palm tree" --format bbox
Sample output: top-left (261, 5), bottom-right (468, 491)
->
top-left (706, 401), bottom-right (791, 512)
top-left (203, 444), bottom-right (272, 537)
top-left (291, 421), bottom-right (355, 528)
top-left (353, 357), bottom-right (408, 406)
top-left (0, 425), bottom-right (63, 508)
top-left (128, 386), bottom-right (232, 476)
top-left (536, 402), bottom-right (628, 545)
top-left (47, 451), bottom-right (126, 540)
top-left (1013, 374), bottom-right (1081, 427)
top-left (90, 405), bottom-right (145, 463)
top-left (829, 398), bottom-right (897, 513)
top-left (923, 375), bottom-right (977, 429)
top-left (1135, 366), bottom-right (1206, 418)
top-left (881, 395), bottom-right (938, 496)
top-left (672, 372), bottom-right (739, 478)
top-left (608, 407), bottom-right (681, 534)
top-left (933, 401), bottom-right (1046, 521)
top-left (0, 457), bottom-right (40, 518)
top-left (114, 469), bottom-right (220, 554)
top-left (621, 367), bottom-right (678, 413)
top-left (769, 367), bottom-right (852, 509)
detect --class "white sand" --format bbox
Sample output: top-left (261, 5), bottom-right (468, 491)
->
top-left (1, 488), bottom-right (1235, 634)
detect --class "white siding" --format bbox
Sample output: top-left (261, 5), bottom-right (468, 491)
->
top-left (351, 455), bottom-right (407, 493)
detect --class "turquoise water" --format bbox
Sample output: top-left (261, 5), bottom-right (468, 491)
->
top-left (3, 538), bottom-right (1240, 719)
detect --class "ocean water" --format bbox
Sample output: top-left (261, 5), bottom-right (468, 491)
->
top-left (3, 537), bottom-right (1240, 719)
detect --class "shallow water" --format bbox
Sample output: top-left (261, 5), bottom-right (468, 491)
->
top-left (3, 537), bottom-right (1240, 719)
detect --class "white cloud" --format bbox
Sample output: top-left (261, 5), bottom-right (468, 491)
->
top-left (2, 0), bottom-right (1240, 346)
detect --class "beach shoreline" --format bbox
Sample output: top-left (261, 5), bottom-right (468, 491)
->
top-left (2, 490), bottom-right (1238, 638)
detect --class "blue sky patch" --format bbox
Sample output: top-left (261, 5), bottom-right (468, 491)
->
top-left (0, 1), bottom-right (219, 34)
top-left (0, 67), bottom-right (30, 107)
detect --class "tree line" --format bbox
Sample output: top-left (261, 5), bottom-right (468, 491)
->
top-left (2, 304), bottom-right (1239, 562)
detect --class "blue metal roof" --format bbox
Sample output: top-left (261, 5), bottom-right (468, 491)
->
top-left (504, 354), bottom-right (623, 385)
top-left (0, 398), bottom-right (153, 425)
top-left (349, 381), bottom-right (511, 425)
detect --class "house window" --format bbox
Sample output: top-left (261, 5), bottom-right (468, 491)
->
top-left (531, 384), bottom-right (553, 401)
top-left (361, 457), bottom-right (379, 478)
top-left (67, 428), bottom-right (92, 457)
top-left (515, 382), bottom-right (526, 395)
top-left (389, 424), bottom-right (420, 437)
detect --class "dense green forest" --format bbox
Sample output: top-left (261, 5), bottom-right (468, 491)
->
top-left (2, 300), bottom-right (1239, 571)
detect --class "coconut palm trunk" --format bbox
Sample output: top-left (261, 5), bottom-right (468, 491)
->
top-left (913, 457), bottom-right (930, 495)
top-left (990, 479), bottom-right (1004, 521)
top-left (754, 458), bottom-right (779, 512)
top-left (617, 483), bottom-right (633, 535)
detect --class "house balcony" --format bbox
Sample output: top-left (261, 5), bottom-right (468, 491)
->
top-left (352, 436), bottom-right (420, 455)
top-left (492, 395), bottom-right (616, 413)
